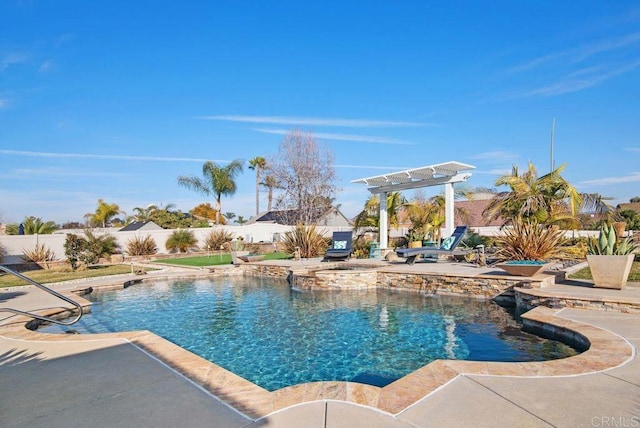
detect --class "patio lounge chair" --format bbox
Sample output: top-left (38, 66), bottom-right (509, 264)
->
top-left (396, 226), bottom-right (469, 265)
top-left (323, 231), bottom-right (353, 261)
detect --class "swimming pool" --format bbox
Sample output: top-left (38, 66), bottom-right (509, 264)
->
top-left (42, 277), bottom-right (577, 391)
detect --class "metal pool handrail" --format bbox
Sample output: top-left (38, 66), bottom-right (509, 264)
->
top-left (0, 265), bottom-right (83, 325)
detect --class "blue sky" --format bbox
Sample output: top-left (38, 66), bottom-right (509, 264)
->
top-left (1, 1), bottom-right (639, 224)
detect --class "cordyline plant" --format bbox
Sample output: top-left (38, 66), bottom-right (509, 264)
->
top-left (282, 223), bottom-right (328, 258)
top-left (495, 217), bottom-right (566, 261)
top-left (22, 243), bottom-right (56, 268)
top-left (126, 235), bottom-right (158, 256)
top-left (204, 229), bottom-right (236, 251)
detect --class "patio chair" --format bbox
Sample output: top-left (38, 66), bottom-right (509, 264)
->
top-left (323, 231), bottom-right (353, 261)
top-left (396, 226), bottom-right (469, 265)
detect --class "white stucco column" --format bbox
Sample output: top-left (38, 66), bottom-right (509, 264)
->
top-left (379, 192), bottom-right (388, 250)
top-left (444, 182), bottom-right (454, 237)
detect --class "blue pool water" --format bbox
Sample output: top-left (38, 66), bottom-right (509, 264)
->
top-left (42, 277), bottom-right (577, 391)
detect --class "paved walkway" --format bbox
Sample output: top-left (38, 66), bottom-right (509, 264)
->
top-left (1, 264), bottom-right (639, 427)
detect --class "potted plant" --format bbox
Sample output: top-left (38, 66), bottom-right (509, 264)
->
top-left (494, 218), bottom-right (564, 277)
top-left (586, 224), bottom-right (637, 289)
top-left (405, 228), bottom-right (426, 248)
top-left (229, 239), bottom-right (250, 264)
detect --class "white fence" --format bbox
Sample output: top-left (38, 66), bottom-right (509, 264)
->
top-left (0, 223), bottom-right (353, 264)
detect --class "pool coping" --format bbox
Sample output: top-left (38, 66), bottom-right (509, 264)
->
top-left (0, 272), bottom-right (634, 420)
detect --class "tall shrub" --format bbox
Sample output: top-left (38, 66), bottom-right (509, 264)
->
top-left (166, 229), bottom-right (198, 253)
top-left (282, 224), bottom-right (328, 258)
top-left (126, 235), bottom-right (158, 257)
top-left (204, 229), bottom-right (235, 251)
top-left (495, 218), bottom-right (566, 261)
top-left (22, 244), bottom-right (56, 269)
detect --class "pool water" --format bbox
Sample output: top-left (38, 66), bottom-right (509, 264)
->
top-left (42, 277), bottom-right (577, 391)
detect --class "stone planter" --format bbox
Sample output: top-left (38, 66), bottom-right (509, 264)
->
top-left (230, 251), bottom-right (250, 265)
top-left (408, 241), bottom-right (422, 249)
top-left (586, 254), bottom-right (635, 289)
top-left (497, 261), bottom-right (553, 277)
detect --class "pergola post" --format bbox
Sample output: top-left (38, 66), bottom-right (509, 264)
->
top-left (379, 192), bottom-right (388, 250)
top-left (444, 182), bottom-right (455, 238)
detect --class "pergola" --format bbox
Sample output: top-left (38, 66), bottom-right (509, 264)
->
top-left (352, 161), bottom-right (475, 250)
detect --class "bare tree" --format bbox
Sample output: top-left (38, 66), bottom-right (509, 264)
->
top-left (269, 129), bottom-right (339, 225)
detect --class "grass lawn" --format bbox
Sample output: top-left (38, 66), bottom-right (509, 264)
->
top-left (569, 261), bottom-right (640, 281)
top-left (0, 265), bottom-right (152, 288)
top-left (153, 251), bottom-right (291, 267)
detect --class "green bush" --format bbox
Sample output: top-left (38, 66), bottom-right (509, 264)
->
top-left (166, 229), bottom-right (198, 253)
top-left (352, 238), bottom-right (372, 259)
top-left (63, 231), bottom-right (120, 270)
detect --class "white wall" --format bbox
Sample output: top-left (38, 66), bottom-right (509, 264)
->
top-left (0, 224), bottom-right (354, 263)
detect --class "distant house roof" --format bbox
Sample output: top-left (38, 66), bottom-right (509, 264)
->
top-left (617, 202), bottom-right (640, 213)
top-left (454, 198), bottom-right (505, 227)
top-left (247, 206), bottom-right (352, 227)
top-left (118, 221), bottom-right (163, 232)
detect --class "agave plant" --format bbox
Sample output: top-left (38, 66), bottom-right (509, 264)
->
top-left (495, 217), bottom-right (566, 261)
top-left (126, 235), bottom-right (158, 256)
top-left (587, 224), bottom-right (637, 255)
top-left (282, 224), bottom-right (328, 258)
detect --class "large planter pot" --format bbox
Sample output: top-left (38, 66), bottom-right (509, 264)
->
top-left (231, 250), bottom-right (250, 265)
top-left (586, 254), bottom-right (635, 289)
top-left (408, 241), bottom-right (423, 249)
top-left (497, 261), bottom-right (553, 277)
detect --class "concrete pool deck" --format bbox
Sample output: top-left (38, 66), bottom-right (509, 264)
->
top-left (1, 261), bottom-right (639, 427)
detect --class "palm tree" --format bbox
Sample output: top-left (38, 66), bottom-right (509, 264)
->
top-left (88, 199), bottom-right (122, 228)
top-left (248, 156), bottom-right (267, 216)
top-left (353, 192), bottom-right (406, 238)
top-left (260, 174), bottom-right (281, 212)
top-left (22, 216), bottom-right (58, 234)
top-left (131, 204), bottom-right (158, 222)
top-left (178, 160), bottom-right (244, 225)
top-left (223, 212), bottom-right (236, 222)
top-left (235, 215), bottom-right (248, 225)
top-left (484, 162), bottom-right (583, 227)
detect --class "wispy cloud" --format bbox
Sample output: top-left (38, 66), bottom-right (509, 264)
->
top-left (0, 98), bottom-right (6, 109)
top-left (336, 164), bottom-right (413, 170)
top-left (200, 115), bottom-right (430, 128)
top-left (0, 150), bottom-right (218, 163)
top-left (627, 147), bottom-right (640, 153)
top-left (579, 172), bottom-right (640, 186)
top-left (470, 151), bottom-right (519, 162)
top-left (5, 167), bottom-right (130, 179)
top-left (0, 53), bottom-right (27, 71)
top-left (510, 32), bottom-right (640, 73)
top-left (504, 60), bottom-right (640, 99)
top-left (39, 60), bottom-right (53, 73)
top-left (254, 128), bottom-right (416, 145)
